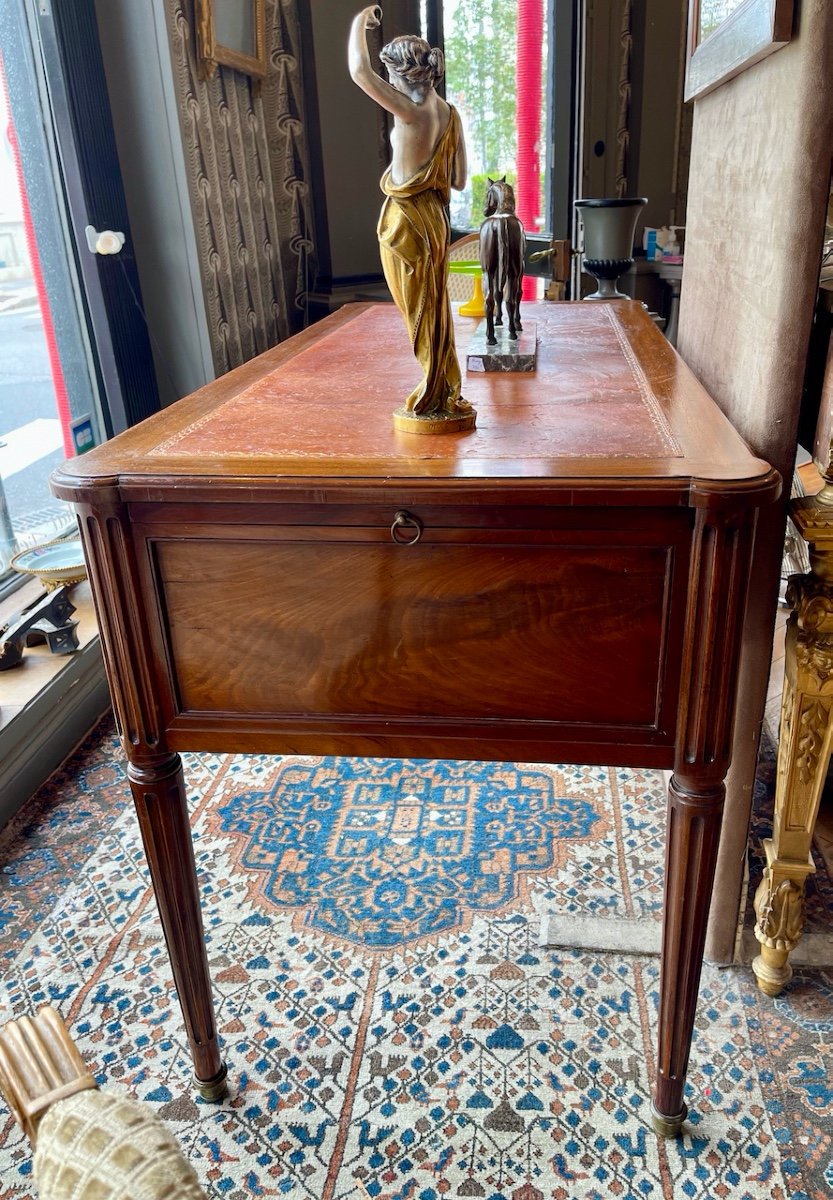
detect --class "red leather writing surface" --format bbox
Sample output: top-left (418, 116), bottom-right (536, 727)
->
top-left (152, 304), bottom-right (681, 464)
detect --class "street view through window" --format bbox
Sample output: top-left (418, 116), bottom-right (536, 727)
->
top-left (0, 51), bottom-right (96, 583)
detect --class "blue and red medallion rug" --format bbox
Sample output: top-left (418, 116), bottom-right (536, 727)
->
top-left (0, 717), bottom-right (831, 1199)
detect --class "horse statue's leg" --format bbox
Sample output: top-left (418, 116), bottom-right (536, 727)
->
top-left (485, 273), bottom-right (497, 345)
top-left (483, 261), bottom-right (497, 346)
top-left (480, 224), bottom-right (498, 346)
top-left (507, 274), bottom-right (518, 339)
top-left (505, 263), bottom-right (519, 340)
top-left (511, 273), bottom-right (522, 337)
top-left (510, 221), bottom-right (524, 337)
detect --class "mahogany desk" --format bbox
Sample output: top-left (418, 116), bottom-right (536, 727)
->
top-left (51, 302), bottom-right (779, 1137)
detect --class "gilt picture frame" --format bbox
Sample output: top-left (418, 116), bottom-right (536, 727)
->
top-left (196, 0), bottom-right (267, 83)
top-left (684, 0), bottom-right (794, 102)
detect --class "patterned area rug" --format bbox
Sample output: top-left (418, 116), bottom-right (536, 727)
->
top-left (0, 717), bottom-right (831, 1200)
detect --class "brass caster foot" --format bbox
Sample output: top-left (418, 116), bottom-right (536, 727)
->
top-left (752, 952), bottom-right (792, 997)
top-left (195, 1062), bottom-right (228, 1102)
top-left (650, 1101), bottom-right (687, 1137)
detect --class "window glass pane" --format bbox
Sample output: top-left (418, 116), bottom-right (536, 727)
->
top-left (0, 30), bottom-right (104, 581)
top-left (444, 0), bottom-right (549, 235)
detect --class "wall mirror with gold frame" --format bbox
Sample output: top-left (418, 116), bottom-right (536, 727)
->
top-left (196, 0), bottom-right (267, 82)
top-left (685, 0), bottom-right (794, 102)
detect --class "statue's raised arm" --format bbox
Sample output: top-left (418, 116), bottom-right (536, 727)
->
top-left (348, 7), bottom-right (411, 119)
top-left (347, 7), bottom-right (474, 434)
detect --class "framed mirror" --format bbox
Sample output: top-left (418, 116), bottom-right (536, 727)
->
top-left (685, 0), bottom-right (794, 102)
top-left (196, 0), bottom-right (267, 82)
top-left (696, 0), bottom-right (747, 42)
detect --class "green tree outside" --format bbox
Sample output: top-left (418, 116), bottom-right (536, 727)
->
top-left (445, 0), bottom-right (518, 184)
top-left (444, 0), bottom-right (548, 230)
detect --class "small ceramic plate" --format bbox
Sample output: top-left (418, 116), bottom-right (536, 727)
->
top-left (10, 538), bottom-right (87, 589)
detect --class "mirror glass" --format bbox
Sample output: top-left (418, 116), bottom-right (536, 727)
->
top-left (214, 0), bottom-right (256, 59)
top-left (698, 0), bottom-right (746, 43)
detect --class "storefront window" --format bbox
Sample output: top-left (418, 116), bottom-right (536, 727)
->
top-left (0, 32), bottom-right (103, 584)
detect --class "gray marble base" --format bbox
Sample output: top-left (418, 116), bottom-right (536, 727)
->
top-left (466, 321), bottom-right (537, 372)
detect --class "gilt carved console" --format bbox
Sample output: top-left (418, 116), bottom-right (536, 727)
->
top-left (753, 489), bottom-right (833, 995)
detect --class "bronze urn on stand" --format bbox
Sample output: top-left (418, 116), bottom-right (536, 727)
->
top-left (575, 197), bottom-right (647, 299)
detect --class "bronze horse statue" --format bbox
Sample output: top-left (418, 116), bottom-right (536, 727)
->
top-left (479, 177), bottom-right (525, 346)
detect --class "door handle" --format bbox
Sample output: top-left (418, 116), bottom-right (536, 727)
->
top-left (84, 225), bottom-right (125, 255)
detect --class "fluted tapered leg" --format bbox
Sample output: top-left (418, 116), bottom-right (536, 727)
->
top-left (652, 776), bottom-right (724, 1132)
top-left (129, 754), bottom-right (227, 1099)
top-left (74, 494), bottom-right (228, 1098)
top-left (652, 501), bottom-right (757, 1135)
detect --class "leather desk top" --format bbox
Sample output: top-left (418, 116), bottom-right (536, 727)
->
top-left (52, 301), bottom-right (776, 503)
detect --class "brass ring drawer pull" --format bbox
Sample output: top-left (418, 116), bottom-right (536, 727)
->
top-left (390, 510), bottom-right (423, 545)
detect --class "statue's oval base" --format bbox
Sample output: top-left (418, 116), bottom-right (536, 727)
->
top-left (392, 408), bottom-right (477, 435)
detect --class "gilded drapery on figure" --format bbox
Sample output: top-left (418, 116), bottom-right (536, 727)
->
top-left (378, 109), bottom-right (464, 416)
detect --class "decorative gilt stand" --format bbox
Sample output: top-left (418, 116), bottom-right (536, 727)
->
top-left (753, 482), bottom-right (833, 995)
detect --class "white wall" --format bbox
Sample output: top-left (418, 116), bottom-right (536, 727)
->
top-left (93, 0), bottom-right (215, 405)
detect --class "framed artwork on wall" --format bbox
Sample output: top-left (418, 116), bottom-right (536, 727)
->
top-left (196, 0), bottom-right (267, 82)
top-left (684, 0), bottom-right (794, 102)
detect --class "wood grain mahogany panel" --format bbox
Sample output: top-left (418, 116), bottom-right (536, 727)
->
top-left (155, 533), bottom-right (676, 729)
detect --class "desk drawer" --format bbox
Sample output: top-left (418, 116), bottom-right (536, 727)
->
top-left (146, 517), bottom-right (687, 740)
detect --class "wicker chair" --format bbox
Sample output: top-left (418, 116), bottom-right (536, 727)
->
top-left (447, 232), bottom-right (485, 315)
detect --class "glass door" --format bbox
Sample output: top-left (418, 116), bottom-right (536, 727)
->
top-left (0, 0), bottom-right (159, 593)
top-left (425, 0), bottom-right (582, 292)
top-left (0, 45), bottom-right (102, 573)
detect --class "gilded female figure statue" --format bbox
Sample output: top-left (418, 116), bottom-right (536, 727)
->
top-left (348, 6), bottom-right (475, 433)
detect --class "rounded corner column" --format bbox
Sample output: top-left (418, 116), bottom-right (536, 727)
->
top-left (653, 500), bottom-right (757, 1133)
